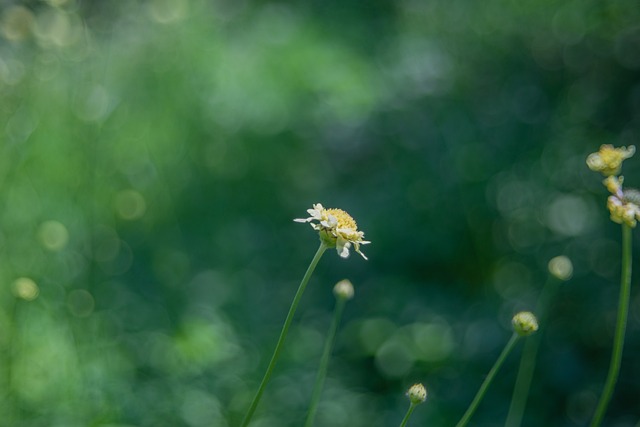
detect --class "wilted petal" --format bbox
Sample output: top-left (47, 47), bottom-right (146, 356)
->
top-left (336, 238), bottom-right (351, 258)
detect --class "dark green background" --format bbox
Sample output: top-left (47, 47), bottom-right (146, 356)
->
top-left (1, 0), bottom-right (640, 426)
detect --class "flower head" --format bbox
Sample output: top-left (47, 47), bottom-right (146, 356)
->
top-left (295, 203), bottom-right (370, 259)
top-left (607, 194), bottom-right (640, 228)
top-left (587, 144), bottom-right (635, 176)
top-left (512, 311), bottom-right (539, 337)
top-left (406, 383), bottom-right (427, 405)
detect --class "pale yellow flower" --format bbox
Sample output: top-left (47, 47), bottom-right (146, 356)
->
top-left (607, 195), bottom-right (640, 228)
top-left (295, 203), bottom-right (370, 259)
top-left (587, 144), bottom-right (635, 176)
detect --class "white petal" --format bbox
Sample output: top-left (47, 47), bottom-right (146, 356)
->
top-left (336, 238), bottom-right (351, 258)
top-left (294, 217), bottom-right (312, 223)
top-left (336, 227), bottom-right (355, 234)
top-left (308, 210), bottom-right (323, 220)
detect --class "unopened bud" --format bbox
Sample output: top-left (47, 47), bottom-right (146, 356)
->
top-left (512, 311), bottom-right (539, 337)
top-left (333, 279), bottom-right (354, 300)
top-left (586, 144), bottom-right (635, 176)
top-left (406, 383), bottom-right (427, 405)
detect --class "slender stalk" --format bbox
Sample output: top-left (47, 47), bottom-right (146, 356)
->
top-left (506, 276), bottom-right (559, 427)
top-left (4, 297), bottom-right (17, 423)
top-left (399, 404), bottom-right (417, 427)
top-left (505, 331), bottom-right (540, 427)
top-left (240, 243), bottom-right (327, 427)
top-left (455, 333), bottom-right (521, 427)
top-left (303, 296), bottom-right (347, 427)
top-left (589, 224), bottom-right (633, 427)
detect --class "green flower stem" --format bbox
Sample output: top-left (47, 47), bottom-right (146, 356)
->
top-left (5, 297), bottom-right (17, 423)
top-left (590, 223), bottom-right (633, 427)
top-left (506, 275), bottom-right (560, 427)
top-left (455, 333), bottom-right (521, 427)
top-left (303, 294), bottom-right (348, 427)
top-left (240, 242), bottom-right (328, 427)
top-left (399, 403), bottom-right (418, 427)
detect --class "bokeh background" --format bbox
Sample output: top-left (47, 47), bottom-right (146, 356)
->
top-left (1, 0), bottom-right (640, 426)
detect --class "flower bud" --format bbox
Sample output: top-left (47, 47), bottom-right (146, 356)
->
top-left (333, 279), bottom-right (354, 300)
top-left (512, 311), bottom-right (539, 337)
top-left (406, 383), bottom-right (427, 405)
top-left (607, 195), bottom-right (639, 227)
top-left (603, 175), bottom-right (623, 196)
top-left (586, 144), bottom-right (635, 176)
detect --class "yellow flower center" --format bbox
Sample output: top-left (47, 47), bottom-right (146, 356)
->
top-left (326, 208), bottom-right (357, 230)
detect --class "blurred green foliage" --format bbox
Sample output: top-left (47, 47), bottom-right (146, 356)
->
top-left (1, 0), bottom-right (640, 426)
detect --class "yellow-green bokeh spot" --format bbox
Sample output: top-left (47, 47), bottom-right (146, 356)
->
top-left (12, 277), bottom-right (39, 301)
top-left (38, 220), bottom-right (69, 251)
top-left (115, 189), bottom-right (147, 221)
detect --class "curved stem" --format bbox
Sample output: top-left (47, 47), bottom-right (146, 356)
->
top-left (240, 243), bottom-right (328, 427)
top-left (455, 333), bottom-right (520, 427)
top-left (506, 275), bottom-right (559, 427)
top-left (303, 296), bottom-right (347, 427)
top-left (590, 224), bottom-right (633, 427)
top-left (505, 332), bottom-right (540, 427)
top-left (399, 403), bottom-right (417, 427)
top-left (4, 297), bottom-right (17, 423)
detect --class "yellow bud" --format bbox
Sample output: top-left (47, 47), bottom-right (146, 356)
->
top-left (587, 144), bottom-right (635, 176)
top-left (603, 176), bottom-right (623, 196)
top-left (607, 196), bottom-right (639, 228)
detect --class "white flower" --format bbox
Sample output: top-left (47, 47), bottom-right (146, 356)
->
top-left (295, 203), bottom-right (370, 259)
